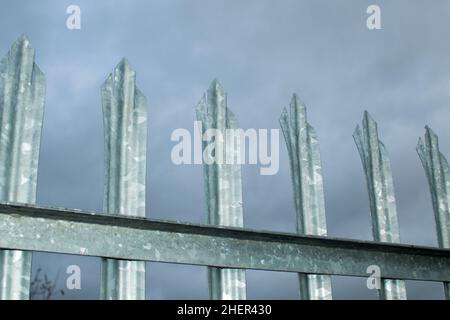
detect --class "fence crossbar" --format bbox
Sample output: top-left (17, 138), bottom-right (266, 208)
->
top-left (0, 203), bottom-right (448, 282)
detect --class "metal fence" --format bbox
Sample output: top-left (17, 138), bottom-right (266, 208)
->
top-left (0, 36), bottom-right (449, 300)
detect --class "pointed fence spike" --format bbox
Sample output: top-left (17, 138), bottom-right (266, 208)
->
top-left (353, 112), bottom-right (407, 300)
top-left (279, 94), bottom-right (332, 300)
top-left (0, 36), bottom-right (46, 300)
top-left (196, 79), bottom-right (246, 300)
top-left (417, 127), bottom-right (450, 299)
top-left (100, 59), bottom-right (147, 300)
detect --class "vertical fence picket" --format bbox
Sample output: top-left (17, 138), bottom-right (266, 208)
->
top-left (417, 127), bottom-right (450, 299)
top-left (353, 111), bottom-right (407, 300)
top-left (279, 94), bottom-right (332, 300)
top-left (100, 59), bottom-right (147, 300)
top-left (0, 36), bottom-right (46, 300)
top-left (196, 80), bottom-right (247, 300)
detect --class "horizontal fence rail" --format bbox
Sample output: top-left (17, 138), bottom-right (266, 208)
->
top-left (0, 203), bottom-right (449, 282)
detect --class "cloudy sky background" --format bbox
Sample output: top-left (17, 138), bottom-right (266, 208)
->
top-left (0, 0), bottom-right (449, 299)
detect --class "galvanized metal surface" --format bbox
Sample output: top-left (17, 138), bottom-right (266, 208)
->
top-left (100, 59), bottom-right (147, 300)
top-left (417, 127), bottom-right (450, 299)
top-left (279, 94), bottom-right (332, 300)
top-left (196, 80), bottom-right (246, 300)
top-left (0, 36), bottom-right (45, 300)
top-left (353, 112), bottom-right (407, 300)
top-left (0, 203), bottom-right (449, 282)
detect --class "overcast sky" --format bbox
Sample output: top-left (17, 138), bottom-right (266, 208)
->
top-left (1, 0), bottom-right (449, 299)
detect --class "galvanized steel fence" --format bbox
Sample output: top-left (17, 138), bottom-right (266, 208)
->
top-left (0, 36), bottom-right (449, 300)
